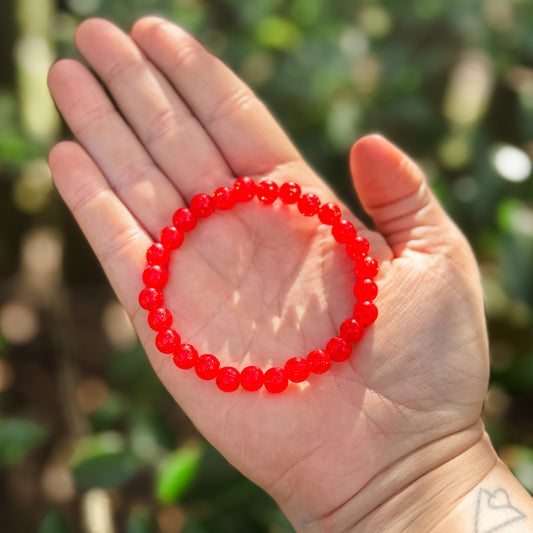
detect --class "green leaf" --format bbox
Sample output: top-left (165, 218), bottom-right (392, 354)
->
top-left (38, 509), bottom-right (72, 533)
top-left (0, 417), bottom-right (47, 467)
top-left (156, 444), bottom-right (204, 503)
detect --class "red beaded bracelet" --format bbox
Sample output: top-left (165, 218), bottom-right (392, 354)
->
top-left (139, 177), bottom-right (379, 394)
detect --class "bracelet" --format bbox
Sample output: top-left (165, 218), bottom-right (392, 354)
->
top-left (139, 177), bottom-right (379, 394)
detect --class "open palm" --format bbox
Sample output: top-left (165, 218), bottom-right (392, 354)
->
top-left (48, 17), bottom-right (491, 529)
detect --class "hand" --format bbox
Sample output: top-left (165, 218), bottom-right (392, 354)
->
top-left (48, 17), bottom-right (494, 531)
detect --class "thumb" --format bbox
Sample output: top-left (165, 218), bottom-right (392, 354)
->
top-left (350, 134), bottom-right (457, 257)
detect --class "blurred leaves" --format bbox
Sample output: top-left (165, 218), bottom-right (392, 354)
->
top-left (0, 416), bottom-right (47, 466)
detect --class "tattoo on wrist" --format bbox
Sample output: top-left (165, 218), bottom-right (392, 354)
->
top-left (475, 488), bottom-right (526, 532)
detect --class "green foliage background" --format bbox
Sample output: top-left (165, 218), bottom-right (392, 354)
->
top-left (1, 0), bottom-right (533, 531)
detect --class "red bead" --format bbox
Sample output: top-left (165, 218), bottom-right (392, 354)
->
top-left (139, 287), bottom-right (164, 310)
top-left (216, 366), bottom-right (240, 392)
top-left (256, 180), bottom-right (279, 204)
top-left (332, 219), bottom-right (356, 244)
top-left (340, 318), bottom-right (364, 343)
top-left (213, 186), bottom-right (237, 210)
top-left (318, 203), bottom-right (341, 225)
top-left (155, 329), bottom-right (181, 354)
top-left (353, 279), bottom-right (378, 301)
top-left (160, 226), bottom-right (184, 250)
top-left (190, 193), bottom-right (215, 218)
top-left (142, 265), bottom-right (168, 289)
top-left (173, 344), bottom-right (198, 370)
top-left (195, 354), bottom-right (220, 380)
top-left (233, 176), bottom-right (256, 202)
top-left (346, 236), bottom-right (370, 260)
top-left (355, 256), bottom-right (379, 279)
top-left (326, 336), bottom-right (352, 362)
top-left (297, 193), bottom-right (321, 216)
top-left (263, 367), bottom-right (288, 393)
top-left (353, 301), bottom-right (378, 326)
top-left (307, 349), bottom-right (332, 374)
top-left (279, 182), bottom-right (301, 204)
top-left (240, 366), bottom-right (264, 391)
top-left (172, 207), bottom-right (197, 232)
top-left (284, 356), bottom-right (310, 383)
top-left (146, 243), bottom-right (170, 266)
top-left (148, 307), bottom-right (173, 331)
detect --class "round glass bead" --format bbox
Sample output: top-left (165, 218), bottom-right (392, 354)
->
top-left (190, 193), bottom-right (215, 218)
top-left (173, 344), bottom-right (198, 370)
top-left (233, 176), bottom-right (256, 202)
top-left (318, 203), bottom-right (341, 225)
top-left (216, 366), bottom-right (241, 392)
top-left (172, 207), bottom-right (197, 232)
top-left (340, 318), bottom-right (364, 343)
top-left (284, 356), bottom-right (310, 383)
top-left (332, 219), bottom-right (356, 244)
top-left (307, 349), bottom-right (332, 374)
top-left (213, 186), bottom-right (237, 211)
top-left (279, 182), bottom-right (301, 204)
top-left (346, 236), bottom-right (370, 260)
top-left (240, 366), bottom-right (264, 391)
top-left (142, 265), bottom-right (168, 289)
top-left (353, 279), bottom-right (378, 301)
top-left (160, 226), bottom-right (184, 250)
top-left (148, 307), bottom-right (173, 331)
top-left (263, 367), bottom-right (288, 393)
top-left (139, 287), bottom-right (164, 310)
top-left (355, 256), bottom-right (379, 279)
top-left (155, 329), bottom-right (180, 354)
top-left (326, 336), bottom-right (352, 362)
top-left (297, 193), bottom-right (321, 216)
top-left (353, 301), bottom-right (378, 326)
top-left (256, 180), bottom-right (279, 204)
top-left (195, 354), bottom-right (220, 380)
top-left (146, 243), bottom-right (170, 266)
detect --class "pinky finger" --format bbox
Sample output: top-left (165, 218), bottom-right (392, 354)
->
top-left (49, 141), bottom-right (152, 313)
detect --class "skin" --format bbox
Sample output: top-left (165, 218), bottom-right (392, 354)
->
top-left (47, 16), bottom-right (516, 531)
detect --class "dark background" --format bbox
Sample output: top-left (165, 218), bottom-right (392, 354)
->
top-left (1, 0), bottom-right (533, 531)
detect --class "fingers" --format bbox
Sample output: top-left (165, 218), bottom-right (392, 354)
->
top-left (49, 141), bottom-right (151, 312)
top-left (74, 18), bottom-right (235, 199)
top-left (47, 59), bottom-right (182, 236)
top-left (130, 16), bottom-right (304, 178)
top-left (350, 135), bottom-right (462, 257)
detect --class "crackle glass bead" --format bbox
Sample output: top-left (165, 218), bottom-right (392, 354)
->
top-left (307, 349), bottom-right (332, 374)
top-left (143, 265), bottom-right (168, 289)
top-left (355, 256), bottom-right (379, 279)
top-left (173, 344), bottom-right (198, 370)
top-left (346, 236), bottom-right (370, 260)
top-left (279, 182), bottom-right (301, 204)
top-left (155, 329), bottom-right (180, 354)
top-left (172, 207), bottom-right (197, 232)
top-left (216, 366), bottom-right (241, 392)
top-left (353, 301), bottom-right (378, 326)
top-left (263, 367), bottom-right (288, 393)
top-left (160, 226), bottom-right (184, 250)
top-left (284, 356), bottom-right (310, 383)
top-left (332, 219), bottom-right (356, 244)
top-left (190, 193), bottom-right (215, 218)
top-left (195, 354), bottom-right (220, 380)
top-left (256, 180), bottom-right (279, 204)
top-left (213, 186), bottom-right (237, 210)
top-left (148, 307), bottom-right (173, 331)
top-left (340, 318), bottom-right (364, 343)
top-left (353, 279), bottom-right (378, 301)
top-left (297, 193), bottom-right (321, 216)
top-left (318, 203), bottom-right (341, 225)
top-left (139, 287), bottom-right (164, 310)
top-left (326, 336), bottom-right (352, 362)
top-left (233, 176), bottom-right (256, 202)
top-left (146, 243), bottom-right (170, 266)
top-left (240, 366), bottom-right (264, 391)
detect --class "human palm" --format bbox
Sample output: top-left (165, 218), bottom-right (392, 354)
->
top-left (48, 16), bottom-right (490, 528)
